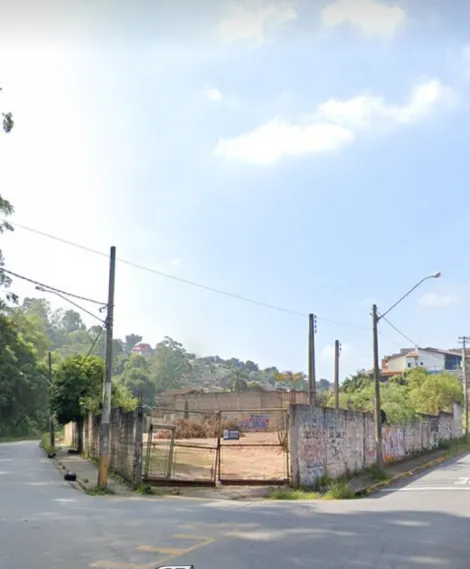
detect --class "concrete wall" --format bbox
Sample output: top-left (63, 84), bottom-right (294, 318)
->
top-left (156, 390), bottom-right (308, 413)
top-left (66, 408), bottom-right (143, 484)
top-left (289, 403), bottom-right (462, 488)
top-left (387, 356), bottom-right (407, 372)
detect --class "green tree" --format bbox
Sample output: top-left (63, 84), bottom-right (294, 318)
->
top-left (229, 368), bottom-right (249, 392)
top-left (407, 369), bottom-right (463, 415)
top-left (0, 315), bottom-right (49, 436)
top-left (125, 333), bottom-right (143, 353)
top-left (248, 381), bottom-right (265, 392)
top-left (1, 88), bottom-right (13, 133)
top-left (274, 370), bottom-right (306, 390)
top-left (0, 195), bottom-right (14, 307)
top-left (151, 337), bottom-right (191, 393)
top-left (341, 371), bottom-right (372, 393)
top-left (119, 354), bottom-right (156, 407)
top-left (50, 355), bottom-right (103, 451)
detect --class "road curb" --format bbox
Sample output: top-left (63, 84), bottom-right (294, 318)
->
top-left (40, 446), bottom-right (89, 493)
top-left (356, 452), bottom-right (464, 497)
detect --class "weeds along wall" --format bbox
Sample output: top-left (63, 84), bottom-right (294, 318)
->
top-left (64, 408), bottom-right (144, 484)
top-left (289, 403), bottom-right (463, 488)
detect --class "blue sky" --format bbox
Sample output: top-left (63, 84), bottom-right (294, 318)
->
top-left (1, 0), bottom-right (470, 381)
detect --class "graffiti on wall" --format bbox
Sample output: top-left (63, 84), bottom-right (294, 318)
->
top-left (298, 426), bottom-right (327, 485)
top-left (238, 414), bottom-right (269, 432)
top-left (382, 427), bottom-right (405, 462)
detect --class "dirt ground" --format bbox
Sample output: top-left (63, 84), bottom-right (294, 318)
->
top-left (145, 431), bottom-right (288, 482)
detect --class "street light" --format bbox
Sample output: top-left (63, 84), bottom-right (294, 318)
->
top-left (372, 272), bottom-right (441, 469)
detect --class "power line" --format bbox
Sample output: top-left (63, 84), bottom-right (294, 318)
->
top-left (1, 267), bottom-right (106, 306)
top-left (5, 219), bottom-right (370, 330)
top-left (380, 315), bottom-right (419, 348)
top-left (37, 287), bottom-right (106, 325)
top-left (86, 326), bottom-right (104, 358)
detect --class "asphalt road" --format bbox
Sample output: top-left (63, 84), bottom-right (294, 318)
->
top-left (2, 441), bottom-right (470, 569)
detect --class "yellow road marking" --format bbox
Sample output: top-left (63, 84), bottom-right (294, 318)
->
top-left (90, 562), bottom-right (147, 569)
top-left (138, 534), bottom-right (219, 569)
top-left (91, 531), bottom-right (226, 569)
top-left (136, 546), bottom-right (186, 555)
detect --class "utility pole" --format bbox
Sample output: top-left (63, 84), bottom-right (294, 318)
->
top-left (308, 314), bottom-right (317, 406)
top-left (98, 246), bottom-right (116, 488)
top-left (334, 340), bottom-right (341, 409)
top-left (372, 304), bottom-right (384, 469)
top-left (48, 351), bottom-right (55, 449)
top-left (459, 336), bottom-right (469, 441)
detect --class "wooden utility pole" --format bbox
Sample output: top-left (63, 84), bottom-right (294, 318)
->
top-left (372, 304), bottom-right (384, 469)
top-left (459, 336), bottom-right (469, 441)
top-left (98, 246), bottom-right (116, 488)
top-left (334, 340), bottom-right (341, 409)
top-left (48, 351), bottom-right (55, 449)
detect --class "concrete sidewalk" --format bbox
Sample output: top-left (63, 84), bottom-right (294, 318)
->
top-left (349, 448), bottom-right (450, 494)
top-left (48, 443), bottom-right (457, 501)
top-left (52, 447), bottom-right (132, 495)
top-left (50, 446), bottom-right (272, 500)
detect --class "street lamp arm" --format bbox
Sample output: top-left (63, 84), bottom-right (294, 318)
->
top-left (36, 286), bottom-right (106, 325)
top-left (378, 272), bottom-right (441, 321)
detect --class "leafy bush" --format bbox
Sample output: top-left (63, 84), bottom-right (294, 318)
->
top-left (323, 482), bottom-right (356, 500)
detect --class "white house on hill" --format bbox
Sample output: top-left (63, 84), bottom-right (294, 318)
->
top-left (382, 348), bottom-right (463, 375)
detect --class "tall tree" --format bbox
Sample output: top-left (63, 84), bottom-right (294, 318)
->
top-left (0, 195), bottom-right (14, 307)
top-left (50, 355), bottom-right (103, 452)
top-left (0, 88), bottom-right (14, 133)
top-left (125, 334), bottom-right (143, 353)
top-left (151, 336), bottom-right (191, 393)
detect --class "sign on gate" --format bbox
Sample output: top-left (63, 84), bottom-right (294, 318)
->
top-left (223, 429), bottom-right (240, 440)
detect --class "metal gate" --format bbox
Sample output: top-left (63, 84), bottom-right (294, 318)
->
top-left (218, 408), bottom-right (289, 485)
top-left (144, 409), bottom-right (220, 486)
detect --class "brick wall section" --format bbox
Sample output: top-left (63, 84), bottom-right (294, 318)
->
top-left (156, 390), bottom-right (308, 413)
top-left (66, 408), bottom-right (143, 484)
top-left (289, 403), bottom-right (462, 488)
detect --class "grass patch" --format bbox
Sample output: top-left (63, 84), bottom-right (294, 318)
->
top-left (86, 485), bottom-right (116, 496)
top-left (39, 433), bottom-right (56, 454)
top-left (135, 483), bottom-right (157, 495)
top-left (367, 467), bottom-right (392, 482)
top-left (267, 488), bottom-right (320, 500)
top-left (323, 482), bottom-right (356, 500)
top-left (134, 483), bottom-right (181, 496)
top-left (441, 436), bottom-right (470, 458)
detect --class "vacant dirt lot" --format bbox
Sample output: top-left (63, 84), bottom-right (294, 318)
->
top-left (145, 432), bottom-right (288, 482)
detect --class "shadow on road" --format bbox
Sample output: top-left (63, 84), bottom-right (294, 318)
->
top-left (179, 503), bottom-right (470, 568)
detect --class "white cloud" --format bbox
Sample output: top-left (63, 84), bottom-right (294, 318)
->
top-left (218, 1), bottom-right (296, 44)
top-left (215, 119), bottom-right (354, 165)
top-left (316, 79), bottom-right (455, 131)
top-left (321, 0), bottom-right (406, 39)
top-left (171, 257), bottom-right (182, 268)
top-left (215, 79), bottom-right (454, 165)
top-left (203, 87), bottom-right (223, 102)
top-left (418, 292), bottom-right (453, 308)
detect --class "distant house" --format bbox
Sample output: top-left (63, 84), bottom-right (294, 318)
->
top-left (382, 347), bottom-right (464, 375)
top-left (131, 342), bottom-right (154, 356)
